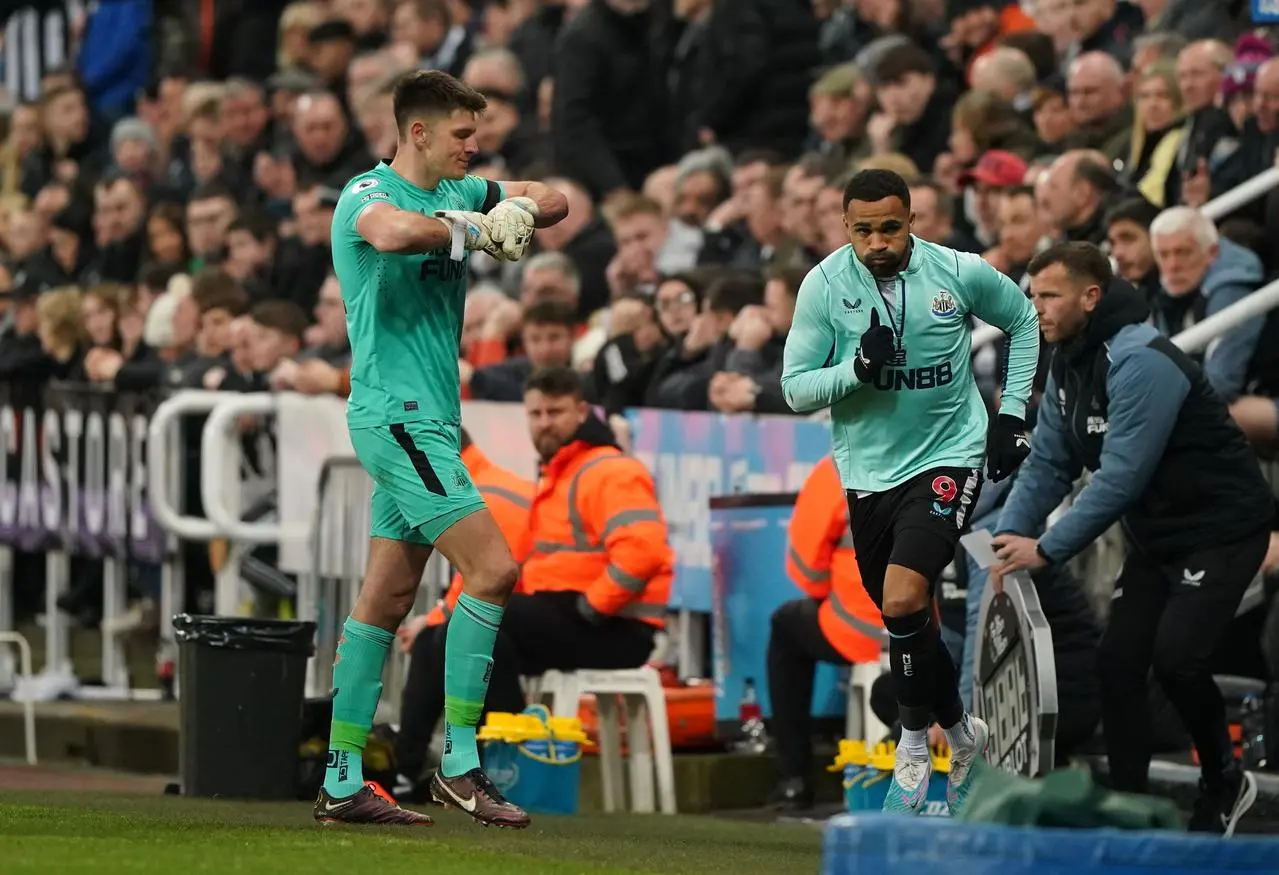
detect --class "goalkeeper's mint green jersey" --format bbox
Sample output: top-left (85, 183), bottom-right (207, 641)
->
top-left (781, 237), bottom-right (1039, 493)
top-left (331, 161), bottom-right (503, 428)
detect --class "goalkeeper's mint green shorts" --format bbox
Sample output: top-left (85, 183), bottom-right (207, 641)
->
top-left (349, 421), bottom-right (487, 545)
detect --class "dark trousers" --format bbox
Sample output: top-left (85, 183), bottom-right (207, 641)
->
top-left (1100, 532), bottom-right (1268, 792)
top-left (395, 591), bottom-right (656, 779)
top-left (767, 598), bottom-right (850, 780)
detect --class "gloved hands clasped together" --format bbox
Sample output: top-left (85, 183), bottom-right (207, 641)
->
top-left (434, 196), bottom-right (539, 262)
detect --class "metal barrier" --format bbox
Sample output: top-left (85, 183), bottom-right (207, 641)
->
top-left (300, 456), bottom-right (449, 716)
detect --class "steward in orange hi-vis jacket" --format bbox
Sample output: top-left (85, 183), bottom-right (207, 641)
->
top-left (489, 366), bottom-right (670, 695)
top-left (766, 455), bottom-right (885, 811)
top-left (786, 456), bottom-right (884, 662)
top-left (394, 431), bottom-right (534, 791)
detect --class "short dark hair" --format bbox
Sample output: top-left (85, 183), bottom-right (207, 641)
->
top-left (706, 274), bottom-right (764, 315)
top-left (765, 263), bottom-right (808, 299)
top-left (874, 42), bottom-right (935, 84)
top-left (404, 0), bottom-right (450, 24)
top-left (524, 365), bottom-right (583, 398)
top-left (192, 269), bottom-right (249, 316)
top-left (138, 261), bottom-right (181, 292)
top-left (251, 300), bottom-right (310, 340)
top-left (522, 300), bottom-right (577, 330)
top-left (1073, 158), bottom-right (1120, 198)
top-left (1104, 197), bottom-right (1159, 231)
top-left (843, 169), bottom-right (911, 211)
top-left (1026, 241), bottom-right (1113, 287)
top-left (392, 70), bottom-right (487, 134)
top-left (189, 181), bottom-right (236, 204)
top-left (227, 210), bottom-right (278, 243)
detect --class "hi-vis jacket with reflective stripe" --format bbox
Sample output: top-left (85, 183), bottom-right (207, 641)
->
top-left (520, 417), bottom-right (673, 628)
top-left (786, 455), bottom-right (884, 663)
top-left (426, 443), bottom-right (534, 627)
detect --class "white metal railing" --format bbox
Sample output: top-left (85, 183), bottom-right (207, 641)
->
top-left (1202, 166), bottom-right (1279, 222)
top-left (1173, 277), bottom-right (1279, 354)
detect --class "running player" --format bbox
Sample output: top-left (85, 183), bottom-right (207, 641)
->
top-left (315, 70), bottom-right (567, 828)
top-left (781, 169), bottom-right (1040, 815)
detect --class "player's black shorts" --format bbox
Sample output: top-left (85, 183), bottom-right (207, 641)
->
top-left (845, 466), bottom-right (983, 608)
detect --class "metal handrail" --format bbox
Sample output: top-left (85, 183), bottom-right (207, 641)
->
top-left (1201, 165), bottom-right (1279, 222)
top-left (146, 390), bottom-right (239, 541)
top-left (1172, 277), bottom-right (1279, 354)
top-left (198, 392), bottom-right (303, 544)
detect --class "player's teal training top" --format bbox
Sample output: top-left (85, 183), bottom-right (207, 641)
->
top-left (781, 236), bottom-right (1040, 493)
top-left (331, 160), bottom-right (504, 428)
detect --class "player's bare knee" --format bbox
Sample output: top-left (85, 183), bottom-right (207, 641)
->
top-left (466, 556), bottom-right (519, 602)
top-left (880, 592), bottom-right (928, 617)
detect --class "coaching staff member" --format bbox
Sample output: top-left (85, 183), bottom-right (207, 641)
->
top-left (990, 241), bottom-right (1272, 836)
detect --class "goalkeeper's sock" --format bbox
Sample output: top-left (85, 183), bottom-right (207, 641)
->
top-left (441, 593), bottom-right (504, 778)
top-left (323, 617), bottom-right (394, 798)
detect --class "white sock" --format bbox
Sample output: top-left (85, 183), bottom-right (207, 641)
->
top-left (943, 713), bottom-right (977, 752)
top-left (899, 727), bottom-right (929, 757)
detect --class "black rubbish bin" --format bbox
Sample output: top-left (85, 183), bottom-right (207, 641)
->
top-left (174, 613), bottom-right (317, 800)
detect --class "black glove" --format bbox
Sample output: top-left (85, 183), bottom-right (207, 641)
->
top-left (986, 414), bottom-right (1031, 483)
top-left (853, 308), bottom-right (896, 382)
top-left (576, 593), bottom-right (606, 625)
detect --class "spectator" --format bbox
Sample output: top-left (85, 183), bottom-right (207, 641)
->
top-left (1071, 0), bottom-right (1143, 69)
top-left (1035, 150), bottom-right (1119, 245)
top-left (185, 182), bottom-right (239, 270)
top-left (709, 262), bottom-right (801, 415)
top-left (1121, 60), bottom-right (1184, 208)
top-left (1148, 206), bottom-right (1264, 403)
top-left (1061, 51), bottom-right (1131, 158)
top-left (968, 45), bottom-right (1038, 111)
top-left (223, 211), bottom-right (281, 300)
top-left (815, 172), bottom-right (850, 257)
top-left (392, 0), bottom-right (474, 78)
top-left (21, 83), bottom-right (104, 198)
top-left (466, 300), bottom-right (583, 402)
top-left (533, 176), bottom-right (615, 320)
top-left (807, 63), bottom-right (872, 167)
top-left (143, 203), bottom-right (191, 271)
top-left (290, 91), bottom-right (374, 190)
top-left (779, 155), bottom-right (832, 267)
top-left (1030, 83), bottom-right (1076, 150)
top-left (308, 20), bottom-right (359, 94)
top-left (77, 0), bottom-right (151, 121)
top-left (987, 185), bottom-right (1050, 286)
top-left (948, 90), bottom-right (1043, 173)
top-left (957, 149), bottom-right (1029, 251)
top-left (34, 286), bottom-right (87, 380)
top-left (646, 271), bottom-right (761, 410)
top-left (520, 251), bottom-right (581, 312)
top-left (908, 177), bottom-right (980, 253)
top-left (552, 0), bottom-right (670, 200)
top-left (0, 276), bottom-right (49, 379)
top-left (335, 0), bottom-right (393, 50)
top-left (592, 293), bottom-right (668, 416)
top-left (1104, 197), bottom-right (1161, 301)
top-left (603, 193), bottom-right (678, 299)
top-left (699, 165), bottom-right (788, 269)
top-left (90, 174), bottom-right (147, 283)
top-left (870, 42), bottom-right (956, 175)
top-left (1174, 39), bottom-right (1236, 207)
top-left (245, 299), bottom-right (310, 385)
top-left (693, 0), bottom-right (819, 160)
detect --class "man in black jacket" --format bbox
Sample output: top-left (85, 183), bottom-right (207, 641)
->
top-left (992, 241), bottom-right (1272, 836)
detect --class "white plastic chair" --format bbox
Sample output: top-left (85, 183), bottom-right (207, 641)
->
top-left (845, 651), bottom-right (891, 744)
top-left (0, 631), bottom-right (37, 764)
top-left (537, 665), bottom-right (677, 814)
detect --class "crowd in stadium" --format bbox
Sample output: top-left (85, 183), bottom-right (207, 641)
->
top-left (1, 0), bottom-right (1279, 638)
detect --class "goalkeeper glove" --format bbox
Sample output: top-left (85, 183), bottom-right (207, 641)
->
top-left (433, 210), bottom-right (495, 261)
top-left (986, 414), bottom-right (1031, 483)
top-left (483, 196), bottom-right (538, 262)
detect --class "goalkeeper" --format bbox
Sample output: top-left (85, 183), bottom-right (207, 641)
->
top-left (317, 70), bottom-right (566, 829)
top-left (781, 169), bottom-right (1039, 816)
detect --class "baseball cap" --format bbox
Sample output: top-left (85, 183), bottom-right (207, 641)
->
top-left (958, 150), bottom-right (1029, 188)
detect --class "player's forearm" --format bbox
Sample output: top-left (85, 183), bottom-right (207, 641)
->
top-left (521, 182), bottom-right (569, 227)
top-left (362, 210), bottom-right (453, 254)
top-left (780, 364), bottom-right (861, 413)
top-left (996, 309), bottom-right (1040, 420)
